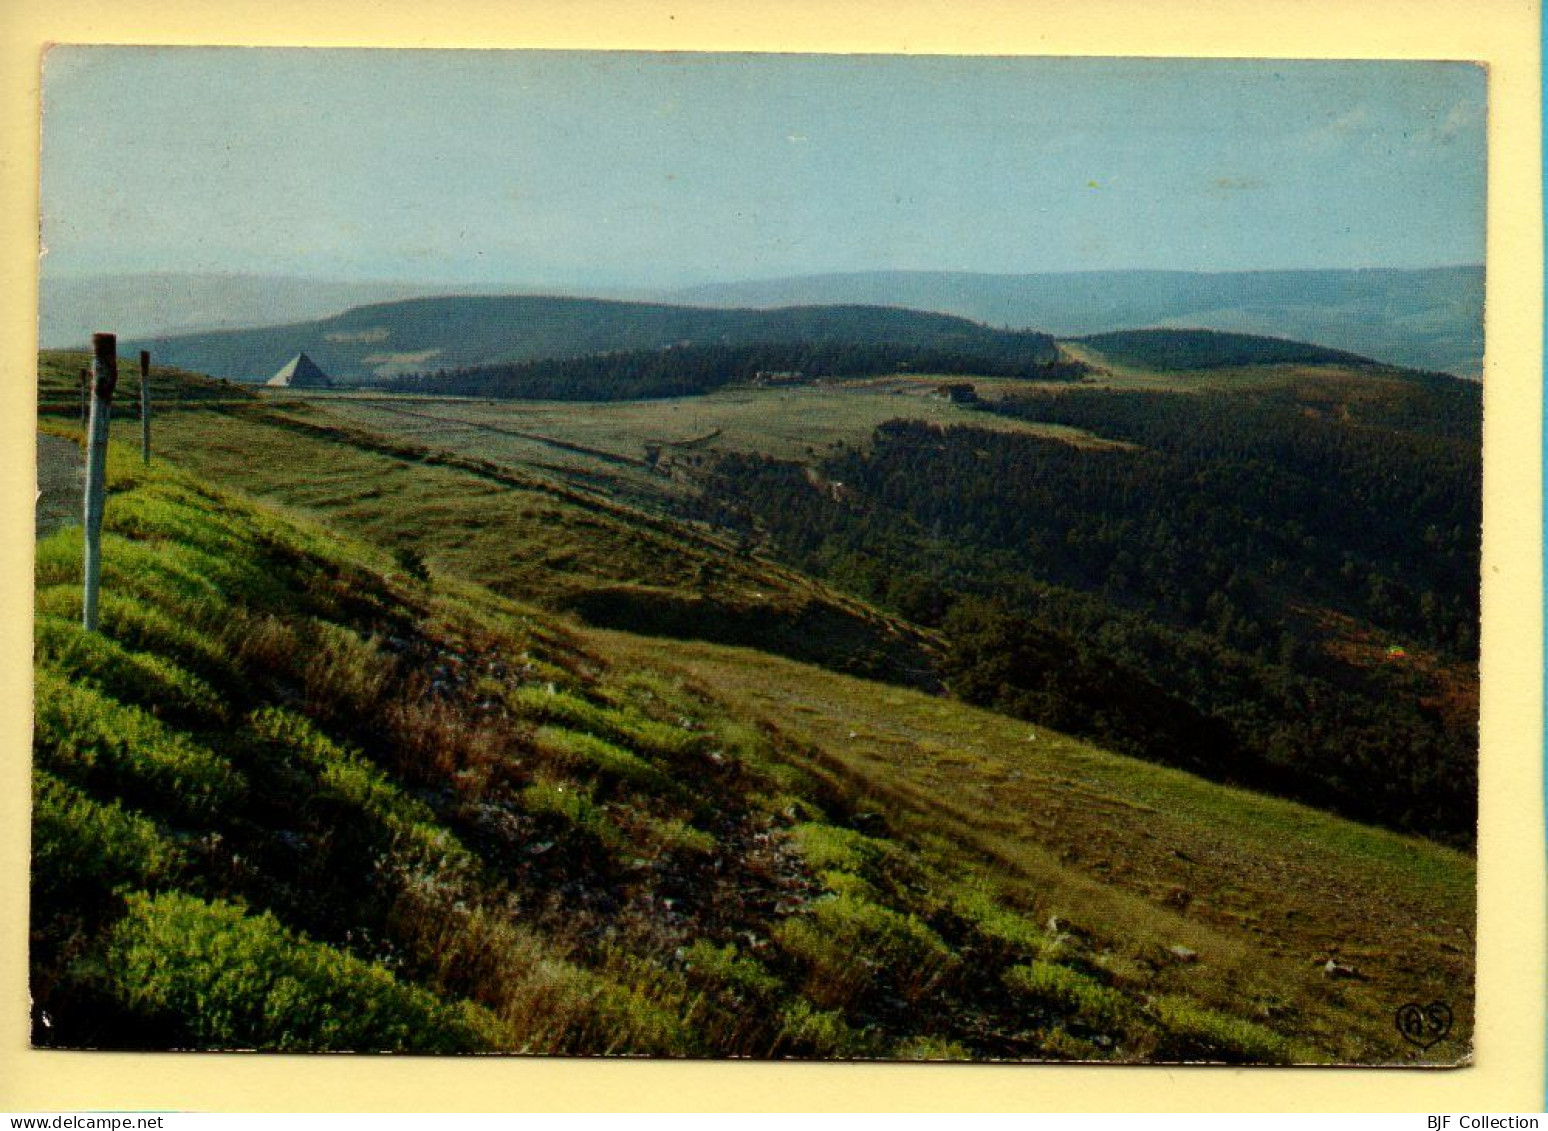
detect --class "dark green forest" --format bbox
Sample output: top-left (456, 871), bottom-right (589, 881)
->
top-left (1076, 329), bottom-right (1378, 371)
top-left (687, 375), bottom-right (1481, 844)
top-left (384, 340), bottom-right (1082, 401)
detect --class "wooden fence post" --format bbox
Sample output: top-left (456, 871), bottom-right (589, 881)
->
top-left (139, 350), bottom-right (151, 464)
top-left (78, 367), bottom-right (89, 430)
top-left (82, 333), bottom-right (117, 632)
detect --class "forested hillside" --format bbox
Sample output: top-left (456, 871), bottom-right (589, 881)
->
top-left (1074, 329), bottom-right (1377, 371)
top-left (385, 340), bottom-right (1082, 401)
top-left (125, 297), bottom-right (1059, 384)
top-left (688, 370), bottom-right (1480, 844)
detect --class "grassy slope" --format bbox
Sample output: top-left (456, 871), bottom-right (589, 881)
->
top-left (589, 630), bottom-right (1473, 1064)
top-left (32, 352), bottom-right (1474, 1062)
top-left (39, 353), bottom-right (937, 691)
top-left (303, 377), bottom-right (1124, 501)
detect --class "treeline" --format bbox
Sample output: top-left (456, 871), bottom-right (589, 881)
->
top-left (687, 379), bottom-right (1480, 844)
top-left (384, 340), bottom-right (1084, 401)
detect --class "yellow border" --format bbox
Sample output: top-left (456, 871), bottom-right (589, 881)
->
top-left (1, 0), bottom-right (1541, 1113)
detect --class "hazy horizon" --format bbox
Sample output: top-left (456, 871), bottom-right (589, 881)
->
top-left (43, 260), bottom-right (1487, 287)
top-left (40, 50), bottom-right (1486, 290)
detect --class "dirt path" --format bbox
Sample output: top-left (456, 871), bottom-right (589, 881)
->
top-left (36, 433), bottom-right (84, 541)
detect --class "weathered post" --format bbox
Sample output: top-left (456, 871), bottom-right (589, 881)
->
top-left (81, 333), bottom-right (117, 632)
top-left (139, 350), bottom-right (151, 464)
top-left (77, 367), bottom-right (89, 430)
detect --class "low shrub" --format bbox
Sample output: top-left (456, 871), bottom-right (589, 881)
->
top-left (246, 707), bottom-right (475, 874)
top-left (776, 890), bottom-right (958, 1009)
top-left (34, 666), bottom-right (243, 822)
top-left (1003, 960), bottom-right (1132, 1032)
top-left (35, 615), bottom-right (224, 724)
top-left (534, 725), bottom-right (666, 791)
top-left (518, 779), bottom-right (626, 852)
top-left (101, 891), bottom-right (500, 1052)
top-left (788, 822), bottom-right (891, 877)
top-left (31, 769), bottom-right (181, 905)
top-left (1147, 995), bottom-right (1304, 1064)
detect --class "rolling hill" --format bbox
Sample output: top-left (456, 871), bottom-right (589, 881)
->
top-left (1072, 328), bottom-right (1380, 372)
top-left (50, 266), bottom-right (1484, 380)
top-left (668, 266), bottom-right (1485, 379)
top-left (120, 297), bottom-right (1059, 385)
top-left (38, 274), bottom-right (460, 350)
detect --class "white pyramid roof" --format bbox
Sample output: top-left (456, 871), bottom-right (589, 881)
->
top-left (266, 352), bottom-right (333, 388)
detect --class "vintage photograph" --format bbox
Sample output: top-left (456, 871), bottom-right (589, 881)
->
top-left (31, 48), bottom-right (1482, 1064)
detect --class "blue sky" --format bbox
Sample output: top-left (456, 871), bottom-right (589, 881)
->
top-left (39, 49), bottom-right (1487, 286)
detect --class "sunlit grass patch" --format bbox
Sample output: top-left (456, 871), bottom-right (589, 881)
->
top-left (892, 1034), bottom-right (972, 1060)
top-left (508, 683), bottom-right (701, 763)
top-left (102, 486), bottom-right (253, 557)
top-left (948, 880), bottom-right (1060, 960)
top-left (533, 725), bottom-right (667, 791)
top-left (774, 999), bottom-right (881, 1059)
top-left (681, 940), bottom-right (782, 1002)
top-left (640, 815), bottom-right (718, 857)
top-left (788, 821), bottom-right (892, 876)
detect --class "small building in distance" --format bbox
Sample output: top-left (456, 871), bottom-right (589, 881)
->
top-left (933, 382), bottom-right (979, 404)
top-left (266, 352), bottom-right (333, 389)
top-left (752, 370), bottom-right (806, 388)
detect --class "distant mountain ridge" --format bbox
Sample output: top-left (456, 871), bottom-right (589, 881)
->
top-left (668, 267), bottom-right (1484, 378)
top-left (121, 296), bottom-right (1058, 384)
top-left (47, 265), bottom-right (1482, 378)
top-left (38, 273), bottom-right (657, 349)
top-left (39, 274), bottom-right (453, 348)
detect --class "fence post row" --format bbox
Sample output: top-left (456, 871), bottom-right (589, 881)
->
top-left (140, 350), bottom-right (151, 464)
top-left (81, 333), bottom-right (117, 632)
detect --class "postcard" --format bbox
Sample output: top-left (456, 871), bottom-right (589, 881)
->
top-left (5, 0), bottom-right (1543, 1115)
